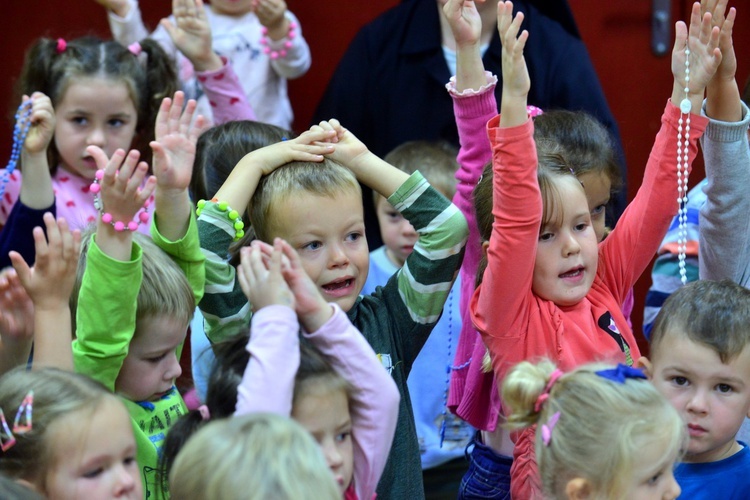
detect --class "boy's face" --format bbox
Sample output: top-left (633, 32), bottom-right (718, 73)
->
top-left (374, 196), bottom-right (418, 268)
top-left (646, 330), bottom-right (750, 463)
top-left (115, 315), bottom-right (187, 402)
top-left (270, 190), bottom-right (369, 312)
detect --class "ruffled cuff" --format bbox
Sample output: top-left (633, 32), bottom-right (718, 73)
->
top-left (445, 71), bottom-right (498, 97)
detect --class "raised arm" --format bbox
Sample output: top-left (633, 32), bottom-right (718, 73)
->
top-left (255, 0), bottom-right (311, 79)
top-left (10, 214), bottom-right (81, 371)
top-left (696, 4), bottom-right (750, 285)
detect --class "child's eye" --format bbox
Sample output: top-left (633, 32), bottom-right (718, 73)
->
top-left (71, 116), bottom-right (88, 126)
top-left (574, 222), bottom-right (588, 231)
top-left (346, 232), bottom-right (363, 243)
top-left (108, 118), bottom-right (126, 128)
top-left (82, 467), bottom-right (104, 479)
top-left (147, 353), bottom-right (168, 363)
top-left (671, 376), bottom-right (689, 386)
top-left (335, 431), bottom-right (352, 443)
top-left (303, 241), bottom-right (322, 251)
top-left (716, 383), bottom-right (733, 394)
top-left (647, 471), bottom-right (663, 485)
top-left (591, 204), bottom-right (606, 216)
top-left (539, 232), bottom-right (554, 242)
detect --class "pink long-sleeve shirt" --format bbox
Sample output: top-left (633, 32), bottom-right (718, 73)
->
top-left (235, 304), bottom-right (400, 500)
top-left (471, 102), bottom-right (707, 499)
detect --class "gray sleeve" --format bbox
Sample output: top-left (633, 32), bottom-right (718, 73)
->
top-left (699, 100), bottom-right (750, 285)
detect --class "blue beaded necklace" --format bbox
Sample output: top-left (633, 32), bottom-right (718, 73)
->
top-left (0, 101), bottom-right (34, 201)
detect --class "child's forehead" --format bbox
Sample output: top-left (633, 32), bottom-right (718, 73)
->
top-left (653, 328), bottom-right (750, 370)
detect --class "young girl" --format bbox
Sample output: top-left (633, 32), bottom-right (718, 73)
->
top-left (0, 31), bottom-right (249, 233)
top-left (170, 413), bottom-right (339, 500)
top-left (0, 367), bottom-right (142, 499)
top-left (502, 360), bottom-right (684, 499)
top-left (472, 2), bottom-right (720, 497)
top-left (97, 0), bottom-right (311, 129)
top-left (161, 238), bottom-right (399, 499)
top-left (71, 92), bottom-right (205, 499)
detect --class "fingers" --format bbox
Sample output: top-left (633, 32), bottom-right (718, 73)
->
top-left (8, 251), bottom-right (31, 287)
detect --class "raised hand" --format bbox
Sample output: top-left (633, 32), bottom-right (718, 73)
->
top-left (671, 2), bottom-right (721, 110)
top-left (241, 128), bottom-right (335, 177)
top-left (276, 238), bottom-right (332, 332)
top-left (0, 268), bottom-right (34, 350)
top-left (498, 0), bottom-right (529, 127)
top-left (444, 0), bottom-right (482, 49)
top-left (253, 0), bottom-right (288, 36)
top-left (9, 213), bottom-right (81, 312)
top-left (237, 239), bottom-right (294, 311)
top-left (700, 0), bottom-right (739, 121)
top-left (151, 91), bottom-right (206, 194)
top-left (161, 0), bottom-right (222, 72)
top-left (310, 119), bottom-right (369, 171)
top-left (22, 93), bottom-right (55, 156)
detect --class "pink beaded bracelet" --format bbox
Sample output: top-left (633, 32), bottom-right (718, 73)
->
top-left (259, 20), bottom-right (296, 60)
top-left (89, 169), bottom-right (150, 232)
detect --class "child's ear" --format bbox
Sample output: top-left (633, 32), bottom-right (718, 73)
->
top-left (565, 477), bottom-right (593, 499)
top-left (481, 240), bottom-right (489, 258)
top-left (635, 356), bottom-right (653, 379)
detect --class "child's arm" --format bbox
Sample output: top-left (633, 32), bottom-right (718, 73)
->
top-left (275, 238), bottom-right (399, 500)
top-left (9, 214), bottom-right (81, 371)
top-left (696, 5), bottom-right (750, 285)
top-left (254, 0), bottom-right (311, 79)
top-left (234, 240), bottom-right (300, 417)
top-left (72, 148), bottom-right (156, 390)
top-left (197, 130), bottom-right (334, 342)
top-left (0, 269), bottom-right (34, 375)
top-left (161, 0), bottom-right (257, 124)
top-left (100, 0), bottom-right (153, 48)
top-left (149, 91), bottom-right (207, 304)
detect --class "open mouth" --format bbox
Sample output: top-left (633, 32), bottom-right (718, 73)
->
top-left (559, 267), bottom-right (584, 279)
top-left (322, 278), bottom-right (354, 297)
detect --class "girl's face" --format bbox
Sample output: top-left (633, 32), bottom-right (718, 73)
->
top-left (616, 438), bottom-right (681, 500)
top-left (44, 398), bottom-right (142, 499)
top-left (292, 385), bottom-right (354, 495)
top-left (577, 171), bottom-right (612, 243)
top-left (533, 176), bottom-right (599, 306)
top-left (54, 77), bottom-right (138, 180)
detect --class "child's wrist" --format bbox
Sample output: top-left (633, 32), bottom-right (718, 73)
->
top-left (265, 17), bottom-right (290, 41)
top-left (192, 52), bottom-right (223, 73)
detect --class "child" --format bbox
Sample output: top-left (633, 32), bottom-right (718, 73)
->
top-left (0, 31), bottom-right (248, 232)
top-left (170, 413), bottom-right (339, 500)
top-left (644, 2), bottom-right (747, 337)
top-left (502, 359), bottom-right (683, 499)
top-left (0, 367), bottom-right (142, 499)
top-left (472, 2), bottom-right (720, 497)
top-left (196, 122), bottom-right (468, 498)
top-left (97, 0), bottom-right (311, 129)
top-left (160, 238), bottom-right (399, 500)
top-left (71, 93), bottom-right (205, 499)
top-left (439, 0), bottom-right (626, 496)
top-left (640, 279), bottom-right (750, 497)
top-left (360, 140), bottom-right (474, 495)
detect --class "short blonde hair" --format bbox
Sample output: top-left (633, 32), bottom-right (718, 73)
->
top-left (249, 159), bottom-right (361, 244)
top-left (502, 360), bottom-right (684, 499)
top-left (71, 228), bottom-right (195, 330)
top-left (169, 413), bottom-right (339, 500)
top-left (380, 140), bottom-right (458, 202)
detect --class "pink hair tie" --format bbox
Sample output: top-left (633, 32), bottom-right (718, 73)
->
top-left (527, 105), bottom-right (544, 118)
top-left (541, 411), bottom-right (561, 446)
top-left (534, 368), bottom-right (564, 413)
top-left (128, 42), bottom-right (142, 56)
top-left (198, 405), bottom-right (211, 421)
top-left (56, 38), bottom-right (67, 54)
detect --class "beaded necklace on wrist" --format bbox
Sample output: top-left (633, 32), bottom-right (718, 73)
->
top-left (0, 101), bottom-right (33, 201)
top-left (677, 42), bottom-right (692, 285)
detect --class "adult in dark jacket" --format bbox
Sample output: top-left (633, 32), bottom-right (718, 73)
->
top-left (314, 0), bottom-right (625, 250)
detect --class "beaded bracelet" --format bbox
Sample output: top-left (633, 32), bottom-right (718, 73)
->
top-left (196, 198), bottom-right (245, 241)
top-left (89, 170), bottom-right (150, 232)
top-left (0, 101), bottom-right (33, 202)
top-left (259, 20), bottom-right (297, 60)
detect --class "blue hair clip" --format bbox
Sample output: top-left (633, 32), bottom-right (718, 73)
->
top-left (595, 364), bottom-right (646, 384)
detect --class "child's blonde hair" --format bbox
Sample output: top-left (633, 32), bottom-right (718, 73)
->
top-left (169, 413), bottom-right (339, 500)
top-left (70, 229), bottom-right (196, 331)
top-left (502, 360), bottom-right (684, 499)
top-left (0, 368), bottom-right (121, 489)
top-left (249, 160), bottom-right (361, 243)
top-left (380, 140), bottom-right (459, 202)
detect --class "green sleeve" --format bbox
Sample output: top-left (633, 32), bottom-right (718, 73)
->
top-left (151, 211), bottom-right (206, 305)
top-left (72, 236), bottom-right (143, 392)
top-left (197, 201), bottom-right (252, 342)
top-left (389, 171), bottom-right (468, 324)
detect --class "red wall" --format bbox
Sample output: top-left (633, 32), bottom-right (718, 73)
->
top-left (2, 1), bottom-right (749, 351)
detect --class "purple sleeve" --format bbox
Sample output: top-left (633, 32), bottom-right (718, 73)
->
top-left (304, 304), bottom-right (400, 500)
top-left (234, 305), bottom-right (299, 416)
top-left (196, 57), bottom-right (256, 125)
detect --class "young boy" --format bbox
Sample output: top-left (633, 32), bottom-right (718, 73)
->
top-left (197, 122), bottom-right (469, 499)
top-left (361, 140), bottom-right (474, 496)
top-left (640, 279), bottom-right (750, 497)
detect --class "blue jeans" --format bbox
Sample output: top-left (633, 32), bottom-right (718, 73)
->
top-left (457, 432), bottom-right (512, 500)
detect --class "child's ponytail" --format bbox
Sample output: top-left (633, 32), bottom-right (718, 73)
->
top-left (500, 359), bottom-right (558, 430)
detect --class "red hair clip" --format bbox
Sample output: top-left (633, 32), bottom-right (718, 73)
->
top-left (56, 38), bottom-right (67, 54)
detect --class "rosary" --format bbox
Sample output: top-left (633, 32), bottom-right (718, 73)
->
top-left (0, 100), bottom-right (33, 201)
top-left (677, 42), bottom-right (692, 285)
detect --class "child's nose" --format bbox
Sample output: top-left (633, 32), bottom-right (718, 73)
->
top-left (114, 464), bottom-right (137, 496)
top-left (400, 220), bottom-right (417, 237)
top-left (165, 353), bottom-right (182, 381)
top-left (562, 232), bottom-right (581, 256)
top-left (686, 388), bottom-right (708, 414)
top-left (86, 127), bottom-right (106, 147)
top-left (328, 243), bottom-right (349, 268)
top-left (324, 441), bottom-right (344, 471)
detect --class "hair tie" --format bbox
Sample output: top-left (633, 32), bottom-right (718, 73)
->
top-left (56, 38), bottom-right (67, 54)
top-left (541, 411), bottom-right (560, 446)
top-left (527, 105), bottom-right (544, 118)
top-left (595, 364), bottom-right (647, 384)
top-left (534, 368), bottom-right (564, 413)
top-left (128, 42), bottom-right (142, 56)
top-left (198, 405), bottom-right (211, 421)
top-left (0, 390), bottom-right (34, 453)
